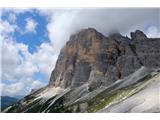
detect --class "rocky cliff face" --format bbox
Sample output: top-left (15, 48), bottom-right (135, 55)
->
top-left (3, 28), bottom-right (160, 113)
top-left (49, 28), bottom-right (160, 90)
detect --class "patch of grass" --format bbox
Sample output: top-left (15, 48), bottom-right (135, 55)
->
top-left (88, 73), bottom-right (157, 112)
top-left (23, 99), bottom-right (42, 112)
top-left (88, 87), bottom-right (135, 112)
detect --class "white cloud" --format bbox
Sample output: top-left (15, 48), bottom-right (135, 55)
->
top-left (1, 38), bottom-right (57, 96)
top-left (32, 43), bottom-right (58, 77)
top-left (1, 82), bottom-right (25, 96)
top-left (24, 18), bottom-right (38, 34)
top-left (0, 19), bottom-right (18, 88)
top-left (0, 20), bottom-right (17, 35)
top-left (29, 79), bottom-right (44, 90)
top-left (46, 9), bottom-right (159, 54)
top-left (8, 13), bottom-right (17, 23)
top-left (1, 8), bottom-right (32, 16)
top-left (1, 12), bottom-right (57, 96)
top-left (146, 26), bottom-right (160, 38)
top-left (47, 10), bottom-right (78, 53)
top-left (1, 77), bottom-right (44, 96)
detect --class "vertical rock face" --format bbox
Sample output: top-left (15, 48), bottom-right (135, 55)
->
top-left (49, 28), bottom-right (160, 90)
top-left (131, 31), bottom-right (160, 68)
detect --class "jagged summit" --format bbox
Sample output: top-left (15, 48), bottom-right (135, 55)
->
top-left (3, 28), bottom-right (160, 113)
top-left (69, 28), bottom-right (105, 43)
top-left (75, 27), bottom-right (100, 34)
top-left (131, 30), bottom-right (147, 39)
top-left (49, 28), bottom-right (160, 90)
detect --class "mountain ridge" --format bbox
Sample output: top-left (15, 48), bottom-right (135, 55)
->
top-left (3, 28), bottom-right (160, 113)
top-left (49, 28), bottom-right (160, 89)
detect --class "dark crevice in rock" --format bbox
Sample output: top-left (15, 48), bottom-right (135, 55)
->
top-left (129, 43), bottom-right (144, 66)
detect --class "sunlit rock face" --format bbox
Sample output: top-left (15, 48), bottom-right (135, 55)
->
top-left (49, 28), bottom-right (160, 90)
top-left (3, 28), bottom-right (160, 113)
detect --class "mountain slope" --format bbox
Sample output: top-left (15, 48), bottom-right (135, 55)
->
top-left (3, 28), bottom-right (160, 113)
top-left (98, 72), bottom-right (160, 113)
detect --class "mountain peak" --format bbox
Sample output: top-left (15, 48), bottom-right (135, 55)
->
top-left (49, 28), bottom-right (160, 89)
top-left (4, 28), bottom-right (160, 113)
top-left (131, 30), bottom-right (147, 39)
top-left (69, 27), bottom-right (104, 42)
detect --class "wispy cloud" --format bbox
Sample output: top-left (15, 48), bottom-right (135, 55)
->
top-left (146, 26), bottom-right (160, 38)
top-left (24, 17), bottom-right (38, 34)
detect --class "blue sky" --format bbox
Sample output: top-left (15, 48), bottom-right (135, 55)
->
top-left (2, 10), bottom-right (49, 83)
top-left (1, 8), bottom-right (159, 97)
top-left (1, 9), bottom-right (49, 53)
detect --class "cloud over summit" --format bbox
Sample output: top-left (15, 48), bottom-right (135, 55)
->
top-left (46, 8), bottom-right (159, 54)
top-left (1, 8), bottom-right (159, 96)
